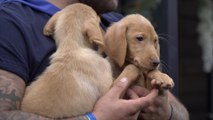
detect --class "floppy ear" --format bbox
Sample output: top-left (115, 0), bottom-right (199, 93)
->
top-left (43, 11), bottom-right (61, 36)
top-left (104, 23), bottom-right (127, 67)
top-left (83, 18), bottom-right (104, 50)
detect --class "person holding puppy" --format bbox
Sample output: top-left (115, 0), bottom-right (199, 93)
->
top-left (0, 0), bottom-right (189, 120)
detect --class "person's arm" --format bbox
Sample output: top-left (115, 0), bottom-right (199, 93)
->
top-left (0, 69), bottom-right (88, 120)
top-left (168, 92), bottom-right (189, 120)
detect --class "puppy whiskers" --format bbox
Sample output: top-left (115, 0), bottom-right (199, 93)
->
top-left (159, 60), bottom-right (171, 74)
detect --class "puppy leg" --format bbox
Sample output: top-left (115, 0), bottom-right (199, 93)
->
top-left (146, 70), bottom-right (174, 90)
top-left (113, 64), bottom-right (140, 98)
top-left (43, 11), bottom-right (61, 36)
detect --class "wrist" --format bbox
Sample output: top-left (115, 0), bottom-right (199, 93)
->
top-left (92, 111), bottom-right (107, 120)
top-left (85, 112), bottom-right (97, 120)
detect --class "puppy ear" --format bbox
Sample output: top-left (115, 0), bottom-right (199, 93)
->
top-left (43, 11), bottom-right (61, 36)
top-left (104, 23), bottom-right (127, 67)
top-left (83, 18), bottom-right (104, 49)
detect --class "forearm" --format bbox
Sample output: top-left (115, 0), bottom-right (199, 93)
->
top-left (0, 110), bottom-right (88, 120)
top-left (168, 92), bottom-right (189, 120)
top-left (0, 69), bottom-right (88, 120)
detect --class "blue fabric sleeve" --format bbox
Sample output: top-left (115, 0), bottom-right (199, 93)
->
top-left (0, 13), bottom-right (29, 81)
top-left (0, 0), bottom-right (60, 15)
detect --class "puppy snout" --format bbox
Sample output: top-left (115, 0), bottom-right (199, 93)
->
top-left (151, 59), bottom-right (160, 68)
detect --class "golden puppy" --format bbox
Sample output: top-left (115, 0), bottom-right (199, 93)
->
top-left (104, 14), bottom-right (174, 90)
top-left (21, 3), bottom-right (113, 118)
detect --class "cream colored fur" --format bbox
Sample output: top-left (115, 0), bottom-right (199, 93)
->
top-left (21, 3), bottom-right (112, 118)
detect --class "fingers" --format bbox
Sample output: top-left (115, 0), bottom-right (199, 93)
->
top-left (126, 89), bottom-right (139, 99)
top-left (108, 77), bottom-right (129, 99)
top-left (130, 85), bottom-right (149, 97)
top-left (130, 88), bottom-right (159, 111)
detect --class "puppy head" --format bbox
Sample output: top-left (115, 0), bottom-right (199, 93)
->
top-left (104, 14), bottom-right (160, 71)
top-left (43, 3), bottom-right (104, 50)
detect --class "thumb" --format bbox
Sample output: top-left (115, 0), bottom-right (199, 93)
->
top-left (109, 77), bottom-right (129, 99)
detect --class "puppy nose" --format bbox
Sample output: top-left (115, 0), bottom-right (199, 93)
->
top-left (152, 60), bottom-right (160, 67)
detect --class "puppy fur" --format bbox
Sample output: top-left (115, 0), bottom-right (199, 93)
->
top-left (21, 3), bottom-right (113, 118)
top-left (104, 14), bottom-right (174, 90)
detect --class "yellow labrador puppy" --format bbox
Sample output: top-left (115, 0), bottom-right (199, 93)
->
top-left (104, 14), bottom-right (174, 90)
top-left (21, 3), bottom-right (113, 118)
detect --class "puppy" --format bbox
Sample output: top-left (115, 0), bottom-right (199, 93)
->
top-left (104, 14), bottom-right (174, 90)
top-left (21, 3), bottom-right (113, 118)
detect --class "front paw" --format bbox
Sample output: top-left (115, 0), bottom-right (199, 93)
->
top-left (147, 71), bottom-right (174, 89)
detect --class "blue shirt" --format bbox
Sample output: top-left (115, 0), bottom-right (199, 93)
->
top-left (0, 0), bottom-right (123, 84)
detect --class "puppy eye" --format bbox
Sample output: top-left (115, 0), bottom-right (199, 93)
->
top-left (136, 35), bottom-right (144, 42)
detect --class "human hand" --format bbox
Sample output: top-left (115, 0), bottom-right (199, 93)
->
top-left (92, 77), bottom-right (159, 120)
top-left (131, 80), bottom-right (171, 120)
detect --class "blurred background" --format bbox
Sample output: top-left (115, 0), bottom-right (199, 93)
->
top-left (117, 0), bottom-right (212, 120)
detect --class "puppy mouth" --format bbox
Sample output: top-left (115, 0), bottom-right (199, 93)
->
top-left (140, 65), bottom-right (155, 71)
top-left (133, 62), bottom-right (153, 71)
top-left (131, 57), bottom-right (159, 72)
top-left (133, 62), bottom-right (158, 73)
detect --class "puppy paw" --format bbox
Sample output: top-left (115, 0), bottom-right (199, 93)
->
top-left (147, 70), bottom-right (174, 89)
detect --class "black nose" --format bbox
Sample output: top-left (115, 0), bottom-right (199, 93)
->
top-left (152, 60), bottom-right (160, 67)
